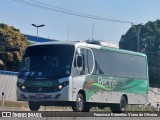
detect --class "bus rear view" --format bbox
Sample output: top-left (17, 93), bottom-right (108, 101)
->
top-left (17, 44), bottom-right (74, 111)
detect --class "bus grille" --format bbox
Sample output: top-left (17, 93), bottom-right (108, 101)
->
top-left (25, 87), bottom-right (57, 93)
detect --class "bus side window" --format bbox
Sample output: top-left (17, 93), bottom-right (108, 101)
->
top-left (72, 48), bottom-right (95, 76)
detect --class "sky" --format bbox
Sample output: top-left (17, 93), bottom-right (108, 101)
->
top-left (1, 0), bottom-right (160, 44)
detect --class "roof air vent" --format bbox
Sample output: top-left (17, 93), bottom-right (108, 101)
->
top-left (85, 40), bottom-right (101, 45)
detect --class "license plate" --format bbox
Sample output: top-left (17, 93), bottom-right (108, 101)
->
top-left (35, 94), bottom-right (45, 98)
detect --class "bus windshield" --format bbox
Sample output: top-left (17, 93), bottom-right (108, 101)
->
top-left (19, 45), bottom-right (74, 79)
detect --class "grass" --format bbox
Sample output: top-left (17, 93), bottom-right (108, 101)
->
top-left (0, 100), bottom-right (28, 108)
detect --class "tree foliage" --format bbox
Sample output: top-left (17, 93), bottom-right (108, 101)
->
top-left (0, 23), bottom-right (29, 71)
top-left (119, 20), bottom-right (160, 87)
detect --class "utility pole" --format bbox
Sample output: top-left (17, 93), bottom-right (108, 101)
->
top-left (67, 27), bottom-right (70, 42)
top-left (92, 23), bottom-right (94, 41)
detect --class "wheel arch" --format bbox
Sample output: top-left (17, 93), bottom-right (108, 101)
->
top-left (122, 94), bottom-right (128, 104)
top-left (78, 89), bottom-right (86, 102)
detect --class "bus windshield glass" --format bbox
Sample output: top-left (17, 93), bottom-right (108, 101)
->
top-left (19, 45), bottom-right (74, 79)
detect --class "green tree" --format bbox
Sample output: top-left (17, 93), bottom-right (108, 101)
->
top-left (0, 23), bottom-right (29, 71)
top-left (119, 20), bottom-right (160, 87)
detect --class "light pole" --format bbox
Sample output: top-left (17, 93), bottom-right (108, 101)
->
top-left (32, 24), bottom-right (45, 42)
top-left (92, 22), bottom-right (94, 41)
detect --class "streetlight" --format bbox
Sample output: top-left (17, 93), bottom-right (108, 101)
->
top-left (32, 24), bottom-right (45, 42)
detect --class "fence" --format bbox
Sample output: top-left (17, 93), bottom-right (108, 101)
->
top-left (0, 70), bottom-right (18, 101)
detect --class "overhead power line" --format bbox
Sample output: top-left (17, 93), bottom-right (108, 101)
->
top-left (11, 0), bottom-right (138, 24)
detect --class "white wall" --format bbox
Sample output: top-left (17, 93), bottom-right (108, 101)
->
top-left (149, 87), bottom-right (160, 106)
top-left (0, 71), bottom-right (18, 101)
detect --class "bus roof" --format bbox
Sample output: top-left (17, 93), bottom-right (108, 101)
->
top-left (100, 46), bottom-right (146, 57)
top-left (30, 41), bottom-right (146, 57)
top-left (30, 41), bottom-right (77, 46)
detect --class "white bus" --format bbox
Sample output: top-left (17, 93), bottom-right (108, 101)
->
top-left (17, 40), bottom-right (149, 112)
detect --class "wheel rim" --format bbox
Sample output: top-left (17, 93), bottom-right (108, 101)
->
top-left (77, 96), bottom-right (84, 111)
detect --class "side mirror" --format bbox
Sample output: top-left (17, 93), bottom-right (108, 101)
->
top-left (77, 56), bottom-right (82, 68)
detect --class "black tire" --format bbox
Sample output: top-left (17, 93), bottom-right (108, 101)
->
top-left (110, 96), bottom-right (126, 113)
top-left (72, 93), bottom-right (90, 112)
top-left (28, 101), bottom-right (40, 111)
top-left (98, 106), bottom-right (105, 109)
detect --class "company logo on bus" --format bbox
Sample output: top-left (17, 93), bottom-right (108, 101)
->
top-left (98, 77), bottom-right (117, 90)
top-left (84, 76), bottom-right (118, 91)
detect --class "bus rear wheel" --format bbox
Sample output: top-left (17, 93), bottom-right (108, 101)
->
top-left (72, 93), bottom-right (90, 112)
top-left (110, 96), bottom-right (126, 113)
top-left (28, 101), bottom-right (40, 111)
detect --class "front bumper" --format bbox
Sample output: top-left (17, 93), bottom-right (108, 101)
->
top-left (17, 85), bottom-right (69, 101)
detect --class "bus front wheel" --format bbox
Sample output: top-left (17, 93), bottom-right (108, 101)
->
top-left (28, 101), bottom-right (40, 111)
top-left (110, 96), bottom-right (126, 113)
top-left (72, 93), bottom-right (90, 112)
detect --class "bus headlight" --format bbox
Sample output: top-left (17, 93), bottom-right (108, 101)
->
top-left (57, 81), bottom-right (69, 91)
top-left (21, 86), bottom-right (26, 90)
top-left (58, 85), bottom-right (63, 90)
top-left (17, 82), bottom-right (26, 91)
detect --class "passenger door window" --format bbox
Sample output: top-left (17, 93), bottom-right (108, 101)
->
top-left (72, 48), bottom-right (94, 76)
